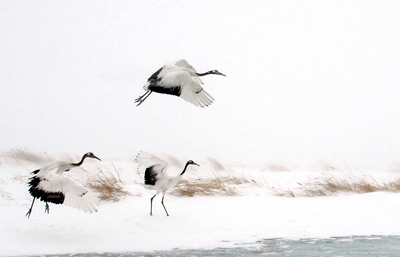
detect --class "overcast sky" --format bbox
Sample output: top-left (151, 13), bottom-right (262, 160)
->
top-left (1, 1), bottom-right (400, 170)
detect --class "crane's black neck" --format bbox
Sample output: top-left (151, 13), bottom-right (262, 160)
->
top-left (180, 162), bottom-right (192, 176)
top-left (196, 70), bottom-right (214, 76)
top-left (70, 155), bottom-right (88, 167)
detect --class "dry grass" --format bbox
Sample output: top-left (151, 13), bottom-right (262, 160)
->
top-left (86, 165), bottom-right (130, 202)
top-left (269, 173), bottom-right (400, 197)
top-left (0, 148), bottom-right (58, 165)
top-left (268, 185), bottom-right (296, 197)
top-left (171, 173), bottom-right (255, 197)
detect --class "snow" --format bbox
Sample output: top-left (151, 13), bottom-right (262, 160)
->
top-left (2, 157), bottom-right (400, 256)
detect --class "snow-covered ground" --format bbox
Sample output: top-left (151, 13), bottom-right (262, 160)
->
top-left (2, 154), bottom-right (400, 256)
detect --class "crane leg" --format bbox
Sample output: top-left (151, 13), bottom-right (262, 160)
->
top-left (135, 91), bottom-right (152, 106)
top-left (161, 195), bottom-right (169, 217)
top-left (45, 202), bottom-right (50, 214)
top-left (150, 194), bottom-right (157, 216)
top-left (135, 91), bottom-right (147, 103)
top-left (135, 91), bottom-right (151, 106)
top-left (25, 197), bottom-right (36, 218)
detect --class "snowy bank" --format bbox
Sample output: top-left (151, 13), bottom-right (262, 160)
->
top-left (1, 157), bottom-right (400, 256)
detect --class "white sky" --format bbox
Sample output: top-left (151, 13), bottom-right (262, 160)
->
top-left (1, 0), bottom-right (400, 170)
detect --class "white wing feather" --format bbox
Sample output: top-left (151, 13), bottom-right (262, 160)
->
top-left (34, 161), bottom-right (69, 178)
top-left (158, 71), bottom-right (213, 107)
top-left (38, 173), bottom-right (99, 213)
top-left (63, 190), bottom-right (99, 213)
top-left (157, 59), bottom-right (204, 85)
top-left (135, 151), bottom-right (168, 174)
top-left (178, 73), bottom-right (214, 107)
top-left (172, 59), bottom-right (204, 85)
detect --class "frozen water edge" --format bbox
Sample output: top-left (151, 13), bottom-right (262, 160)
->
top-left (22, 236), bottom-right (400, 257)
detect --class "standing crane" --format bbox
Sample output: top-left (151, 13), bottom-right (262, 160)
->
top-left (135, 59), bottom-right (225, 107)
top-left (135, 151), bottom-right (199, 216)
top-left (26, 152), bottom-right (101, 218)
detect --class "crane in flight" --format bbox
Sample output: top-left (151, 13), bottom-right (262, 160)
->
top-left (135, 59), bottom-right (225, 107)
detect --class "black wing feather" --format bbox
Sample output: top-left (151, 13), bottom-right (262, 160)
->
top-left (148, 83), bottom-right (182, 96)
top-left (28, 176), bottom-right (65, 204)
top-left (147, 67), bottom-right (163, 81)
top-left (144, 165), bottom-right (159, 185)
top-left (31, 169), bottom-right (40, 174)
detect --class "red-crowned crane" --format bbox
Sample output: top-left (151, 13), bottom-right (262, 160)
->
top-left (135, 151), bottom-right (199, 216)
top-left (26, 152), bottom-right (101, 218)
top-left (135, 59), bottom-right (225, 107)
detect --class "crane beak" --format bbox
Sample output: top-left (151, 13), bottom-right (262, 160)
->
top-left (93, 155), bottom-right (102, 161)
top-left (217, 71), bottom-right (226, 77)
top-left (193, 162), bottom-right (200, 167)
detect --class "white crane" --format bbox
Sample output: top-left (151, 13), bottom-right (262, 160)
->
top-left (26, 152), bottom-right (101, 218)
top-left (135, 59), bottom-right (225, 107)
top-left (135, 151), bottom-right (199, 216)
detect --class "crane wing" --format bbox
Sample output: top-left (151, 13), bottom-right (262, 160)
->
top-left (179, 75), bottom-right (214, 108)
top-left (173, 59), bottom-right (204, 85)
top-left (154, 71), bottom-right (213, 107)
top-left (135, 151), bottom-right (168, 176)
top-left (159, 59), bottom-right (204, 85)
top-left (135, 151), bottom-right (168, 169)
top-left (135, 152), bottom-right (170, 186)
top-left (174, 59), bottom-right (193, 69)
top-left (147, 67), bottom-right (163, 82)
top-left (33, 161), bottom-right (69, 178)
top-left (38, 173), bottom-right (99, 213)
top-left (63, 189), bottom-right (99, 213)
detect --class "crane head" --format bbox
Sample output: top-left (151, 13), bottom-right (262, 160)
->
top-left (187, 160), bottom-right (200, 166)
top-left (84, 152), bottom-right (102, 161)
top-left (211, 70), bottom-right (226, 77)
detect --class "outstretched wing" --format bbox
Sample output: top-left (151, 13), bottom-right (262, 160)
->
top-left (38, 174), bottom-right (99, 213)
top-left (135, 151), bottom-right (168, 171)
top-left (178, 73), bottom-right (214, 107)
top-left (154, 71), bottom-right (213, 107)
top-left (33, 161), bottom-right (66, 178)
top-left (135, 151), bottom-right (168, 186)
top-left (157, 59), bottom-right (204, 85)
top-left (180, 84), bottom-right (214, 107)
top-left (172, 59), bottom-right (204, 85)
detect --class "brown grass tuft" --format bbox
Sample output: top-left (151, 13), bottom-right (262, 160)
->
top-left (386, 178), bottom-right (400, 191)
top-left (268, 185), bottom-right (296, 197)
top-left (269, 173), bottom-right (400, 197)
top-left (171, 173), bottom-right (254, 197)
top-left (86, 165), bottom-right (130, 202)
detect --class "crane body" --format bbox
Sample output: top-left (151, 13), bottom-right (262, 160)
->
top-left (136, 151), bottom-right (199, 216)
top-left (135, 59), bottom-right (225, 107)
top-left (26, 152), bottom-right (101, 218)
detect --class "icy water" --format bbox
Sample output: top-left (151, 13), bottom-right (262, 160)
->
top-left (29, 236), bottom-right (400, 257)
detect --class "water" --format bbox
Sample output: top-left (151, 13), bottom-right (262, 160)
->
top-left (29, 236), bottom-right (400, 257)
